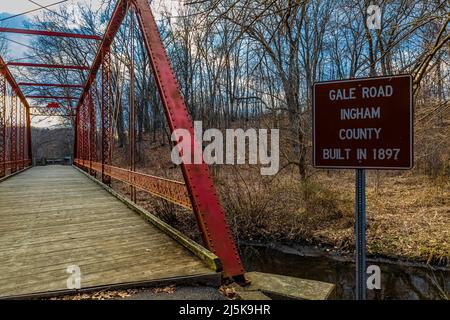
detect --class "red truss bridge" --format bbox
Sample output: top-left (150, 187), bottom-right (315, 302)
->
top-left (0, 0), bottom-right (247, 298)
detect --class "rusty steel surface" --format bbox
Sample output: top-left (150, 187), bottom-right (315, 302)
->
top-left (7, 62), bottom-right (90, 70)
top-left (132, 0), bottom-right (244, 278)
top-left (0, 27), bottom-right (102, 40)
top-left (71, 0), bottom-right (245, 278)
top-left (88, 90), bottom-right (97, 176)
top-left (18, 82), bottom-right (83, 88)
top-left (75, 159), bottom-right (193, 210)
top-left (10, 93), bottom-right (17, 173)
top-left (101, 50), bottom-right (112, 185)
top-left (75, 0), bottom-right (129, 114)
top-left (29, 106), bottom-right (75, 117)
top-left (26, 95), bottom-right (78, 100)
top-left (0, 56), bottom-right (31, 114)
top-left (0, 56), bottom-right (32, 173)
top-left (1, 159), bottom-right (32, 169)
top-left (82, 99), bottom-right (90, 165)
top-left (0, 75), bottom-right (5, 177)
top-left (18, 100), bottom-right (25, 170)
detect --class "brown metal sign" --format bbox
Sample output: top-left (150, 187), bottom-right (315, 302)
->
top-left (313, 75), bottom-right (413, 169)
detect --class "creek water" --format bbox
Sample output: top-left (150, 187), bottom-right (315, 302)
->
top-left (240, 244), bottom-right (449, 300)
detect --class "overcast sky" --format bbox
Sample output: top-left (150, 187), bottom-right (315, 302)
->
top-left (1, 0), bottom-right (102, 14)
top-left (1, 0), bottom-right (179, 15)
top-left (0, 0), bottom-right (180, 127)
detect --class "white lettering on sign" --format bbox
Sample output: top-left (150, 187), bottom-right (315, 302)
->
top-left (322, 148), bottom-right (351, 160)
top-left (329, 88), bottom-right (356, 101)
top-left (362, 85), bottom-right (393, 98)
top-left (339, 128), bottom-right (381, 140)
top-left (341, 107), bottom-right (380, 120)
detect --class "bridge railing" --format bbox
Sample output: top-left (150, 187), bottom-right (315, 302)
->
top-left (0, 56), bottom-right (33, 179)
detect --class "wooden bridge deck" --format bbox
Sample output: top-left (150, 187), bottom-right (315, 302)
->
top-left (0, 166), bottom-right (217, 298)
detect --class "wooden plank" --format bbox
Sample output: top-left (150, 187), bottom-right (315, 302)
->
top-left (74, 165), bottom-right (222, 273)
top-left (0, 166), bottom-right (219, 298)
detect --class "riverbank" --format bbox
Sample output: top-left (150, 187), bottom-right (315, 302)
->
top-left (240, 243), bottom-right (449, 299)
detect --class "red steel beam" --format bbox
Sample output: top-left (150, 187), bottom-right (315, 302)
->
top-left (74, 0), bottom-right (246, 279)
top-left (133, 0), bottom-right (245, 279)
top-left (75, 0), bottom-right (129, 113)
top-left (0, 75), bottom-right (5, 177)
top-left (74, 160), bottom-right (193, 209)
top-left (7, 62), bottom-right (90, 70)
top-left (0, 56), bottom-right (32, 166)
top-left (10, 93), bottom-right (17, 173)
top-left (30, 105), bottom-right (74, 109)
top-left (0, 57), bottom-right (31, 113)
top-left (18, 82), bottom-right (83, 88)
top-left (0, 27), bottom-right (102, 40)
top-left (26, 95), bottom-right (78, 100)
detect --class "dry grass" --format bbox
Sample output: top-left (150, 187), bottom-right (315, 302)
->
top-left (310, 171), bottom-right (450, 265)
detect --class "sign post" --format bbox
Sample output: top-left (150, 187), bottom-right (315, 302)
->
top-left (355, 168), bottom-right (366, 300)
top-left (313, 75), bottom-right (413, 300)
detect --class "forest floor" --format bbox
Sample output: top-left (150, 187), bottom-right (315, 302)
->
top-left (304, 171), bottom-right (449, 265)
top-left (111, 142), bottom-right (450, 267)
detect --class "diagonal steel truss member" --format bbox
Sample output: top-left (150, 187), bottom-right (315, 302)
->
top-left (30, 106), bottom-right (75, 117)
top-left (74, 0), bottom-right (245, 279)
top-left (0, 75), bottom-right (5, 177)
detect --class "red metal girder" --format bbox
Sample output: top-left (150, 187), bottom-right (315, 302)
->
top-left (0, 56), bottom-right (31, 114)
top-left (132, 0), bottom-right (245, 279)
top-left (73, 0), bottom-right (245, 279)
top-left (74, 160), bottom-right (192, 209)
top-left (18, 101), bottom-right (25, 170)
top-left (30, 106), bottom-right (75, 117)
top-left (0, 75), bottom-right (5, 177)
top-left (7, 62), bottom-right (90, 70)
top-left (18, 82), bottom-right (83, 88)
top-left (88, 89), bottom-right (97, 175)
top-left (101, 49), bottom-right (112, 184)
top-left (25, 103), bottom-right (32, 162)
top-left (75, 108), bottom-right (80, 159)
top-left (26, 95), bottom-right (78, 100)
top-left (30, 104), bottom-right (75, 111)
top-left (0, 27), bottom-right (102, 40)
top-left (82, 99), bottom-right (89, 164)
top-left (75, 0), bottom-right (129, 113)
top-left (10, 93), bottom-right (17, 173)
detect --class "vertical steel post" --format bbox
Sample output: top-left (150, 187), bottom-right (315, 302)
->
top-left (83, 100), bottom-right (89, 169)
top-left (75, 109), bottom-right (80, 162)
top-left (129, 10), bottom-right (136, 202)
top-left (101, 49), bottom-right (112, 185)
top-left (355, 169), bottom-right (367, 300)
top-left (79, 104), bottom-right (85, 167)
top-left (0, 75), bottom-right (5, 177)
top-left (18, 102), bottom-right (25, 170)
top-left (89, 89), bottom-right (97, 175)
top-left (25, 103), bottom-right (31, 166)
top-left (10, 92), bottom-right (17, 173)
